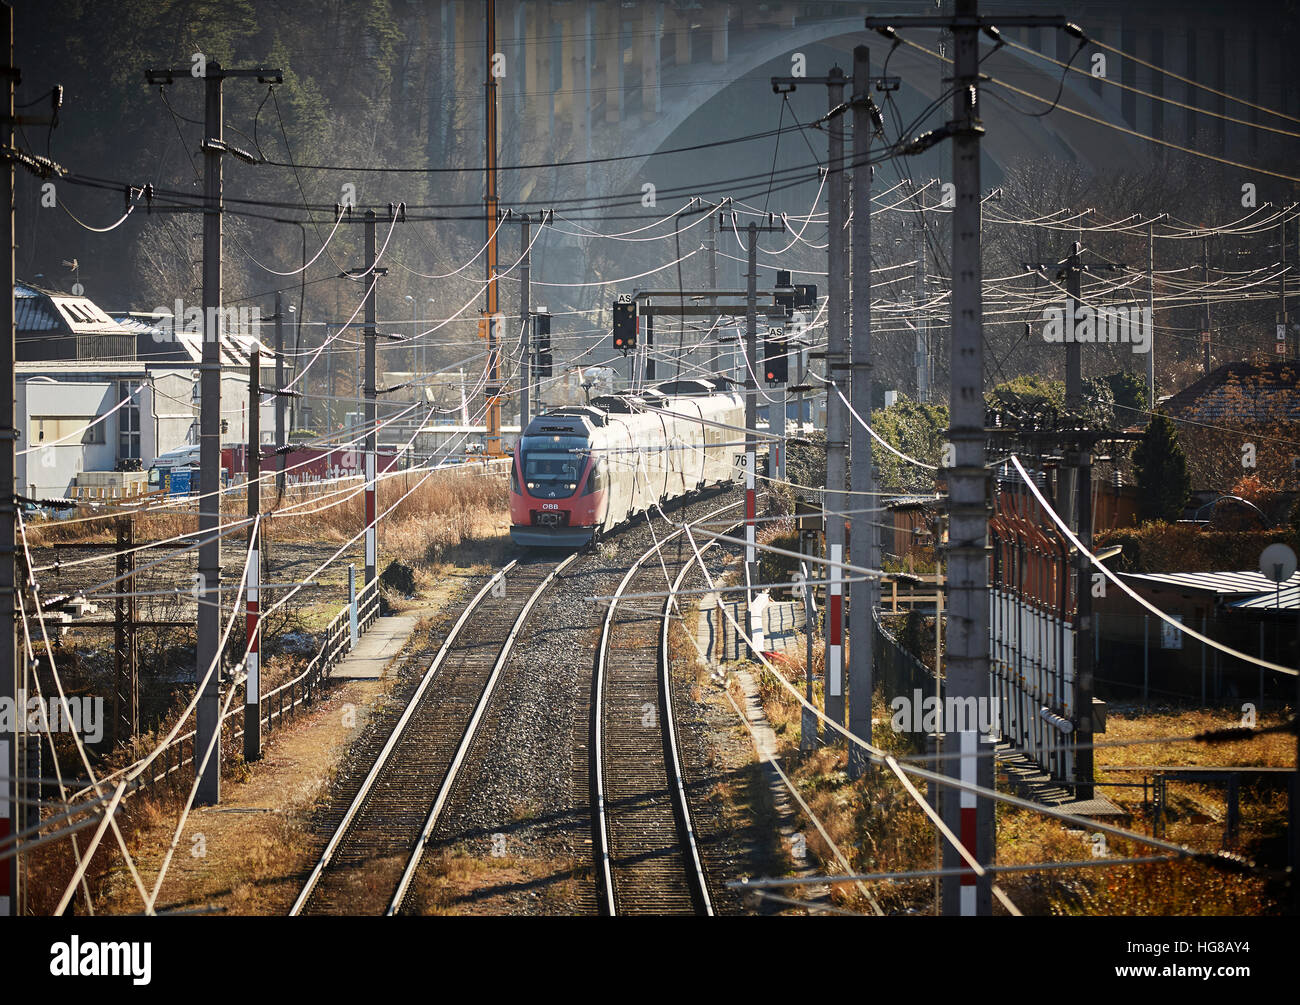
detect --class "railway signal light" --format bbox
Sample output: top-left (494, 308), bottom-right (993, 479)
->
top-left (775, 269), bottom-right (794, 315)
top-left (535, 310), bottom-right (552, 378)
top-left (612, 297), bottom-right (637, 353)
top-left (775, 270), bottom-right (816, 315)
top-left (764, 326), bottom-right (788, 384)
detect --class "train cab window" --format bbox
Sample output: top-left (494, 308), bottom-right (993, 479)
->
top-left (520, 434), bottom-right (587, 499)
top-left (582, 457), bottom-right (606, 496)
top-left (510, 455), bottom-right (520, 494)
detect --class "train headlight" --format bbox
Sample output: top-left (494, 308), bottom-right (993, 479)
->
top-left (568, 483), bottom-right (576, 490)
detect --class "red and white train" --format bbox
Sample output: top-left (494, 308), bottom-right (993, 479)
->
top-left (509, 379), bottom-right (745, 547)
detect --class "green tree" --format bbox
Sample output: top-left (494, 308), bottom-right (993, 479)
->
top-left (987, 374), bottom-right (1064, 415)
top-left (785, 428), bottom-right (827, 494)
top-left (870, 398), bottom-right (949, 494)
top-left (1133, 413), bottom-right (1192, 522)
top-left (1093, 370), bottom-right (1149, 421)
top-left (986, 375), bottom-right (1115, 428)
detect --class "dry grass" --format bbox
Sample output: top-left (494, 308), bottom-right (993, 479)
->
top-left (738, 582), bottom-right (1289, 914)
top-left (997, 705), bottom-right (1292, 916)
top-left (23, 468), bottom-right (511, 555)
top-left (726, 595), bottom-right (936, 913)
top-left (406, 850), bottom-right (592, 916)
top-left (27, 633), bottom-right (429, 916)
top-left (21, 473), bottom-right (507, 915)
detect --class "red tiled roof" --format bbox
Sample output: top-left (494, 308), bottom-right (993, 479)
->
top-left (1163, 361), bottom-right (1300, 423)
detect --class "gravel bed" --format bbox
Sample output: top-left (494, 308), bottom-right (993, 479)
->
top-left (417, 488), bottom-right (786, 915)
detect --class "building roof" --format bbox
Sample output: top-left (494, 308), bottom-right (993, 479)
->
top-left (18, 361), bottom-right (149, 377)
top-left (1232, 583), bottom-right (1300, 611)
top-left (110, 313), bottom-right (274, 369)
top-left (1162, 361), bottom-right (1300, 423)
top-left (125, 328), bottom-right (274, 368)
top-left (885, 494), bottom-right (945, 510)
top-left (16, 282), bottom-right (130, 337)
top-left (1122, 569), bottom-right (1300, 597)
top-left (110, 312), bottom-right (172, 339)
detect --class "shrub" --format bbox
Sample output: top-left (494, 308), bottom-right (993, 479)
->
top-left (1133, 413), bottom-right (1191, 522)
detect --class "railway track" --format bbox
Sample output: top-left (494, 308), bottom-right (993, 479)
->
top-left (593, 498), bottom-right (741, 916)
top-left (290, 552), bottom-right (578, 916)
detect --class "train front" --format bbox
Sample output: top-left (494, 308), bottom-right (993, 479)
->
top-left (509, 415), bottom-right (604, 547)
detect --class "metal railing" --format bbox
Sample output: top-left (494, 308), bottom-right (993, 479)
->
top-left (874, 608), bottom-right (941, 704)
top-left (77, 576), bottom-right (383, 801)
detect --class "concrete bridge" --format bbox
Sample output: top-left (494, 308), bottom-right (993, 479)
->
top-left (430, 1), bottom-right (1291, 184)
top-left (421, 1), bottom-right (1294, 292)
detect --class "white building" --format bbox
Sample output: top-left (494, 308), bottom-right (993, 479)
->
top-left (14, 290), bottom-right (276, 500)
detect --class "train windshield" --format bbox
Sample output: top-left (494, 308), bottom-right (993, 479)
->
top-left (520, 434), bottom-right (588, 499)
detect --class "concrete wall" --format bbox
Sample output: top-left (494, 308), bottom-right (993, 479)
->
top-left (14, 365), bottom-right (275, 499)
top-left (18, 379), bottom-right (121, 499)
top-left (148, 368), bottom-right (197, 456)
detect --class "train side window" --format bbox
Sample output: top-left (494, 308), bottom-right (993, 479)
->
top-left (582, 457), bottom-right (606, 495)
top-left (509, 456), bottom-right (520, 494)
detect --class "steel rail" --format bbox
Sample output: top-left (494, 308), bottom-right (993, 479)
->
top-left (288, 559), bottom-right (520, 916)
top-left (593, 497), bottom-right (741, 915)
top-left (659, 525), bottom-right (723, 917)
top-left (386, 550), bottom-right (582, 914)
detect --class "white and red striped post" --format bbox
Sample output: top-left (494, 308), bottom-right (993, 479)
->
top-left (244, 529), bottom-right (260, 762)
top-left (363, 211), bottom-right (379, 592)
top-left (365, 448), bottom-right (377, 589)
top-left (827, 543), bottom-right (844, 705)
top-left (959, 729), bottom-right (978, 916)
top-left (745, 448), bottom-right (756, 567)
top-left (245, 338), bottom-right (262, 762)
top-left (743, 447), bottom-right (757, 659)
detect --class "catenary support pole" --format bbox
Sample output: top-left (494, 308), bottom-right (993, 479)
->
top-left (1281, 212), bottom-right (1289, 360)
top-left (142, 58), bottom-right (282, 808)
top-left (274, 290), bottom-right (286, 497)
top-left (770, 377), bottom-right (785, 480)
top-left (363, 210), bottom-right (378, 590)
top-left (744, 223), bottom-right (758, 656)
top-left (915, 183), bottom-right (929, 401)
top-left (195, 62), bottom-right (224, 806)
top-left (1, 0), bottom-right (17, 917)
top-left (519, 213), bottom-right (530, 430)
top-left (484, 0), bottom-right (503, 456)
top-left (740, 217), bottom-right (784, 657)
top-left (942, 0), bottom-right (993, 916)
top-left (1065, 241), bottom-right (1082, 412)
top-left (824, 64), bottom-right (849, 732)
top-left (1146, 219), bottom-right (1156, 407)
top-left (1074, 447), bottom-right (1094, 797)
top-left (848, 44), bottom-right (876, 777)
top-left (647, 308), bottom-right (656, 383)
top-left (245, 335), bottom-right (261, 762)
top-left (1062, 242), bottom-right (1083, 529)
top-left (1202, 233), bottom-right (1211, 374)
top-left (707, 212), bottom-right (717, 307)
